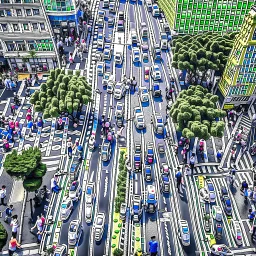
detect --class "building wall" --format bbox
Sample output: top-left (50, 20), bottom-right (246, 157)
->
top-left (219, 6), bottom-right (256, 107)
top-left (159, 0), bottom-right (255, 34)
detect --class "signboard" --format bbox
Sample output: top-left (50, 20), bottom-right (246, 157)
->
top-left (223, 104), bottom-right (234, 110)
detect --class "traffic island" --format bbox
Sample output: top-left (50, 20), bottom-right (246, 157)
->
top-left (134, 223), bottom-right (142, 252)
top-left (110, 213), bottom-right (123, 254)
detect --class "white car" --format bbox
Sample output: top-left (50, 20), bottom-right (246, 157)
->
top-left (107, 80), bottom-right (115, 94)
top-left (61, 197), bottom-right (73, 221)
top-left (150, 65), bottom-right (161, 81)
top-left (115, 52), bottom-right (123, 65)
top-left (231, 220), bottom-right (243, 246)
top-left (132, 47), bottom-right (141, 62)
top-left (152, 4), bottom-right (160, 17)
top-left (178, 220), bottom-right (190, 246)
top-left (114, 82), bottom-right (126, 99)
top-left (205, 180), bottom-right (216, 203)
top-left (133, 106), bottom-right (145, 129)
top-left (85, 203), bottom-right (93, 224)
top-left (212, 205), bottom-right (222, 222)
top-left (139, 87), bottom-right (149, 102)
top-left (69, 180), bottom-right (82, 201)
top-left (103, 47), bottom-right (112, 60)
top-left (145, 0), bottom-right (152, 11)
top-left (115, 102), bottom-right (124, 118)
top-left (85, 182), bottom-right (95, 204)
top-left (97, 39), bottom-right (104, 50)
top-left (102, 72), bottom-right (111, 86)
top-left (94, 212), bottom-right (106, 242)
top-left (211, 244), bottom-right (233, 255)
top-left (53, 244), bottom-right (67, 256)
top-left (199, 187), bottom-right (210, 202)
top-left (68, 220), bottom-right (82, 246)
top-left (97, 62), bottom-right (105, 76)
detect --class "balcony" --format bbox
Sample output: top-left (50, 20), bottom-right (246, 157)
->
top-left (0, 31), bottom-right (52, 40)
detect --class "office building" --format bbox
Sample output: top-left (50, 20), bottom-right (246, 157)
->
top-left (159, 0), bottom-right (255, 34)
top-left (0, 0), bottom-right (59, 73)
top-left (219, 6), bottom-right (256, 109)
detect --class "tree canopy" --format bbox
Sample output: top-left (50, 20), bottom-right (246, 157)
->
top-left (170, 85), bottom-right (226, 140)
top-left (30, 68), bottom-right (92, 120)
top-left (3, 147), bottom-right (46, 191)
top-left (172, 32), bottom-right (237, 84)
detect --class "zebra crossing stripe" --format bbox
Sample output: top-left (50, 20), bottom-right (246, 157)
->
top-left (61, 118), bottom-right (69, 155)
top-left (45, 118), bottom-right (56, 157)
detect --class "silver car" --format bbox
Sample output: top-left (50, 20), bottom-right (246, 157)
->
top-left (85, 203), bottom-right (93, 223)
top-left (94, 212), bottom-right (105, 242)
top-left (61, 197), bottom-right (73, 221)
top-left (115, 102), bottom-right (124, 118)
top-left (68, 220), bottom-right (82, 246)
top-left (114, 82), bottom-right (126, 99)
top-left (69, 180), bottom-right (82, 201)
top-left (101, 141), bottom-right (112, 162)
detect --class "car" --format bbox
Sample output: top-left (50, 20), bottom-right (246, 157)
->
top-left (132, 47), bottom-right (141, 63)
top-left (69, 160), bottom-right (80, 181)
top-left (231, 220), bottom-right (243, 246)
top-left (115, 52), bottom-right (123, 65)
top-left (214, 222), bottom-right (223, 240)
top-left (109, 1), bottom-right (116, 12)
top-left (152, 44), bottom-right (161, 60)
top-left (212, 206), bottom-right (222, 222)
top-left (152, 3), bottom-right (160, 17)
top-left (134, 141), bottom-right (142, 154)
top-left (146, 185), bottom-right (157, 213)
top-left (158, 143), bottom-right (165, 154)
top-left (108, 17), bottom-right (114, 26)
top-left (145, 0), bottom-right (152, 11)
top-left (103, 0), bottom-right (109, 8)
top-left (69, 181), bottom-right (82, 201)
top-left (144, 66), bottom-right (150, 80)
top-left (144, 165), bottom-right (152, 181)
top-left (114, 82), bottom-right (126, 99)
top-left (101, 141), bottom-right (112, 161)
top-left (141, 22), bottom-right (148, 38)
top-left (102, 72), bottom-right (111, 86)
top-left (120, 203), bottom-right (127, 221)
top-left (85, 182), bottom-right (95, 204)
top-left (160, 174), bottom-right (170, 193)
top-left (68, 220), bottom-right (82, 246)
top-left (131, 29), bottom-right (138, 44)
top-left (143, 53), bottom-right (148, 62)
top-left (103, 48), bottom-right (112, 60)
top-left (61, 197), bottom-right (73, 221)
top-left (118, 11), bottom-right (124, 20)
top-left (53, 244), bottom-right (67, 256)
top-left (178, 220), bottom-right (190, 246)
top-left (117, 20), bottom-right (124, 31)
top-left (152, 112), bottom-right (164, 134)
top-left (97, 11), bottom-right (105, 28)
top-left (145, 142), bottom-right (154, 164)
top-left (94, 212), bottom-right (105, 242)
top-left (204, 213), bottom-right (212, 233)
top-left (97, 39), bottom-right (104, 51)
top-left (210, 244), bottom-right (233, 255)
top-left (199, 187), bottom-right (210, 202)
top-left (85, 203), bottom-right (93, 223)
top-left (141, 42), bottom-right (149, 52)
top-left (205, 180), bottom-right (216, 203)
top-left (221, 187), bottom-right (232, 216)
top-left (107, 80), bottom-right (115, 94)
top-left (160, 32), bottom-right (168, 50)
top-left (152, 82), bottom-right (161, 97)
top-left (151, 65), bottom-right (161, 81)
top-left (115, 102), bottom-right (124, 118)
top-left (163, 22), bottom-right (170, 34)
top-left (161, 163), bottom-right (169, 175)
top-left (131, 195), bottom-right (142, 222)
top-left (133, 106), bottom-right (145, 129)
top-left (139, 87), bottom-right (149, 102)
top-left (97, 62), bottom-right (105, 76)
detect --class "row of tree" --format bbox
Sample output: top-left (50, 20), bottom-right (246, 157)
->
top-left (172, 32), bottom-right (237, 85)
top-left (170, 85), bottom-right (226, 140)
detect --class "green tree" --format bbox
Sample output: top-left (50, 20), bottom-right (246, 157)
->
top-left (3, 147), bottom-right (47, 191)
top-left (0, 222), bottom-right (7, 251)
top-left (172, 32), bottom-right (237, 84)
top-left (170, 85), bottom-right (226, 140)
top-left (30, 69), bottom-right (92, 120)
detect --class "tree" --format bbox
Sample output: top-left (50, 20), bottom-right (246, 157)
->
top-left (113, 248), bottom-right (123, 256)
top-left (172, 32), bottom-right (237, 85)
top-left (3, 147), bottom-right (47, 191)
top-left (170, 85), bottom-right (226, 140)
top-left (30, 68), bottom-right (92, 120)
top-left (0, 222), bottom-right (7, 251)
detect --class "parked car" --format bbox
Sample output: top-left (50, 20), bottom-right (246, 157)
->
top-left (53, 244), bottom-right (67, 256)
top-left (211, 244), bottom-right (233, 255)
top-left (101, 141), bottom-right (112, 161)
top-left (94, 212), bottom-right (106, 242)
top-left (178, 220), bottom-right (190, 246)
top-left (68, 220), bottom-right (82, 246)
top-left (69, 181), bottom-right (82, 201)
top-left (61, 197), bottom-right (73, 221)
top-left (151, 65), bottom-right (161, 81)
top-left (139, 87), bottom-right (149, 102)
top-left (120, 203), bottom-right (127, 221)
top-left (115, 102), bottom-right (124, 118)
top-left (114, 82), bottom-right (126, 99)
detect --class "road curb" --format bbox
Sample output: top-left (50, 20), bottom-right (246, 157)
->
top-left (19, 190), bottom-right (28, 244)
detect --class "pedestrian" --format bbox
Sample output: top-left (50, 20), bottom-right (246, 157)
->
top-left (50, 175), bottom-right (62, 193)
top-left (176, 167), bottom-right (182, 192)
top-left (4, 205), bottom-right (14, 223)
top-left (78, 46), bottom-right (83, 61)
top-left (10, 215), bottom-right (19, 238)
top-left (5, 77), bottom-right (10, 90)
top-left (69, 53), bottom-right (74, 64)
top-left (81, 39), bottom-right (86, 52)
top-left (132, 77), bottom-right (137, 91)
top-left (27, 120), bottom-right (34, 136)
top-left (40, 213), bottom-right (45, 226)
top-left (0, 185), bottom-right (7, 205)
top-left (149, 236), bottom-right (158, 256)
top-left (189, 153), bottom-right (195, 174)
top-left (68, 35), bottom-right (73, 46)
top-left (37, 230), bottom-right (42, 244)
top-left (31, 215), bottom-right (43, 233)
top-left (10, 103), bottom-right (15, 116)
top-left (67, 137), bottom-right (73, 158)
top-left (126, 77), bottom-right (131, 90)
top-left (62, 54), bottom-right (66, 66)
top-left (37, 117), bottom-right (43, 132)
top-left (105, 118), bottom-right (110, 134)
top-left (8, 236), bottom-right (21, 256)
top-left (184, 164), bottom-right (191, 176)
top-left (65, 36), bottom-right (69, 47)
top-left (26, 110), bottom-right (32, 123)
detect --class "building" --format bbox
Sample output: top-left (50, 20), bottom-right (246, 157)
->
top-left (0, 0), bottom-right (59, 73)
top-left (159, 0), bottom-right (255, 34)
top-left (43, 0), bottom-right (83, 38)
top-left (218, 6), bottom-right (256, 110)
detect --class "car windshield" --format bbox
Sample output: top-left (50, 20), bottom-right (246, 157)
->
top-left (154, 85), bottom-right (159, 90)
top-left (148, 149), bottom-right (153, 154)
top-left (153, 5), bottom-right (158, 9)
top-left (104, 74), bottom-right (109, 79)
top-left (226, 199), bottom-right (231, 207)
top-left (157, 118), bottom-right (163, 123)
top-left (148, 194), bottom-right (155, 200)
top-left (69, 225), bottom-right (77, 232)
top-left (208, 183), bottom-right (214, 191)
top-left (70, 182), bottom-right (78, 191)
top-left (137, 117), bottom-right (144, 123)
top-left (142, 89), bottom-right (148, 94)
top-left (155, 67), bottom-right (160, 71)
top-left (117, 105), bottom-right (122, 110)
top-left (103, 145), bottom-right (108, 151)
top-left (135, 109), bottom-right (141, 113)
top-left (116, 56), bottom-right (120, 60)
top-left (146, 168), bottom-right (151, 173)
top-left (97, 217), bottom-right (103, 225)
top-left (61, 203), bottom-right (67, 209)
top-left (182, 227), bottom-right (189, 234)
top-left (86, 187), bottom-right (92, 194)
top-left (135, 51), bottom-right (139, 55)
top-left (163, 176), bottom-right (169, 182)
top-left (134, 205), bottom-right (139, 210)
top-left (98, 65), bottom-right (103, 69)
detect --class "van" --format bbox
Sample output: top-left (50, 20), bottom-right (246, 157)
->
top-left (131, 29), bottom-right (138, 44)
top-left (152, 112), bottom-right (164, 135)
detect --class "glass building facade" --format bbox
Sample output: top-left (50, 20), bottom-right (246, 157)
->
top-left (219, 6), bottom-right (256, 108)
top-left (159, 0), bottom-right (255, 34)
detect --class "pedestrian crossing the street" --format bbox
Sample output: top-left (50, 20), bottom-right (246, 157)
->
top-left (238, 115), bottom-right (252, 141)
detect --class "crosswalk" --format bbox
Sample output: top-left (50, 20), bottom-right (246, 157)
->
top-left (41, 155), bottom-right (62, 172)
top-left (193, 165), bottom-right (219, 175)
top-left (238, 114), bottom-right (252, 141)
top-left (236, 150), bottom-right (254, 170)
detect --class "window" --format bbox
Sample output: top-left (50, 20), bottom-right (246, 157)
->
top-left (24, 0), bottom-right (33, 2)
top-left (32, 9), bottom-right (39, 15)
top-left (23, 23), bottom-right (29, 31)
top-left (27, 40), bottom-right (35, 50)
top-left (13, 24), bottom-right (20, 31)
top-left (1, 0), bottom-right (10, 3)
top-left (6, 41), bottom-right (15, 51)
top-left (16, 9), bottom-right (22, 16)
top-left (252, 28), bottom-right (256, 41)
top-left (0, 10), bottom-right (4, 17)
top-left (32, 23), bottom-right (38, 30)
top-left (6, 9), bottom-right (12, 16)
top-left (1, 24), bottom-right (8, 31)
top-left (26, 9), bottom-right (32, 16)
top-left (16, 41), bottom-right (26, 51)
top-left (40, 23), bottom-right (45, 30)
top-left (14, 0), bottom-right (21, 2)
